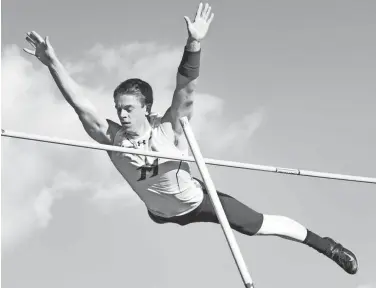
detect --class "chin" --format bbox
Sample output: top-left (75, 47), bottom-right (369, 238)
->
top-left (122, 124), bottom-right (135, 132)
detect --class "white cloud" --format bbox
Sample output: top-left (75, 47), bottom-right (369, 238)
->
top-left (1, 41), bottom-right (264, 251)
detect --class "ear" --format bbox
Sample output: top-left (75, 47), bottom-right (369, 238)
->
top-left (145, 103), bottom-right (152, 115)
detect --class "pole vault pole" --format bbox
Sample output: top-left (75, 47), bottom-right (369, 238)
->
top-left (179, 117), bottom-right (254, 288)
top-left (1, 129), bottom-right (375, 184)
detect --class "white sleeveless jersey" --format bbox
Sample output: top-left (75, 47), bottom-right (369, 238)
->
top-left (109, 114), bottom-right (204, 218)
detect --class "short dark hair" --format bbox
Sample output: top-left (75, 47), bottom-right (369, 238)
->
top-left (113, 78), bottom-right (153, 113)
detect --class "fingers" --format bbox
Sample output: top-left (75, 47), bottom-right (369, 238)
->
top-left (26, 31), bottom-right (44, 46)
top-left (24, 33), bottom-right (36, 56)
top-left (31, 31), bottom-right (44, 44)
top-left (26, 32), bottom-right (40, 44)
top-left (194, 3), bottom-right (213, 23)
top-left (202, 3), bottom-right (209, 17)
top-left (45, 36), bottom-right (51, 47)
top-left (194, 2), bottom-right (203, 21)
top-left (207, 12), bottom-right (214, 25)
top-left (205, 6), bottom-right (212, 20)
top-left (25, 34), bottom-right (36, 48)
top-left (23, 48), bottom-right (35, 56)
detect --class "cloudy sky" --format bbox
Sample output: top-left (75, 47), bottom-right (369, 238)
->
top-left (1, 0), bottom-right (376, 288)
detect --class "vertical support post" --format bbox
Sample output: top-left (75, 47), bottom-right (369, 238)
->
top-left (180, 117), bottom-right (254, 288)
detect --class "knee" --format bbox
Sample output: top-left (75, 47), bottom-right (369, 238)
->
top-left (233, 213), bottom-right (264, 236)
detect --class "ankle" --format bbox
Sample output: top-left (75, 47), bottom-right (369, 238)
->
top-left (304, 230), bottom-right (331, 254)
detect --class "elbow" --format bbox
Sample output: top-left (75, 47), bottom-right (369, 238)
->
top-left (184, 99), bottom-right (194, 107)
top-left (184, 80), bottom-right (197, 94)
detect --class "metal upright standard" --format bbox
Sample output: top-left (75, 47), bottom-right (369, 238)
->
top-left (179, 117), bottom-right (255, 288)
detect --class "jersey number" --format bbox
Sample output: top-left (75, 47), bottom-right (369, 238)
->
top-left (137, 158), bottom-right (159, 181)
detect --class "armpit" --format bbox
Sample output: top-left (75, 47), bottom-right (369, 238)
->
top-left (106, 119), bottom-right (122, 144)
top-left (173, 132), bottom-right (189, 152)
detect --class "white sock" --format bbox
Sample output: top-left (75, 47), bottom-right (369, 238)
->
top-left (256, 214), bottom-right (308, 242)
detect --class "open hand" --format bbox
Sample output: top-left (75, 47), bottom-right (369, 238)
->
top-left (24, 31), bottom-right (56, 67)
top-left (184, 3), bottom-right (214, 42)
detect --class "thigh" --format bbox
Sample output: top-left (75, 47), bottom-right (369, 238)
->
top-left (216, 191), bottom-right (263, 234)
top-left (195, 190), bottom-right (262, 226)
top-left (189, 179), bottom-right (263, 235)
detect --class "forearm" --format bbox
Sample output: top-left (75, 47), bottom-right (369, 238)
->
top-left (176, 37), bottom-right (201, 89)
top-left (47, 57), bottom-right (92, 114)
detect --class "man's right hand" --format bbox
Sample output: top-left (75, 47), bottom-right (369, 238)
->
top-left (24, 31), bottom-right (57, 67)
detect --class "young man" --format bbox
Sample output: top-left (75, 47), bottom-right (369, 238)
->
top-left (24, 3), bottom-right (358, 275)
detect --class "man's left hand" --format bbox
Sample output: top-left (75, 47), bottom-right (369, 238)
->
top-left (184, 2), bottom-right (214, 42)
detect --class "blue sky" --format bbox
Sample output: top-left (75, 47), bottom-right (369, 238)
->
top-left (2, 1), bottom-right (376, 288)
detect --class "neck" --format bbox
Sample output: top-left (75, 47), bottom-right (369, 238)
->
top-left (125, 118), bottom-right (150, 139)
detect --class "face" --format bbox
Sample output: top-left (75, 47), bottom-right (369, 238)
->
top-left (114, 94), bottom-right (148, 133)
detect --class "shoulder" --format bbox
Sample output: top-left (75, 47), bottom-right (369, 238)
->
top-left (148, 113), bottom-right (163, 128)
top-left (149, 112), bottom-right (174, 139)
top-left (150, 111), bottom-right (189, 152)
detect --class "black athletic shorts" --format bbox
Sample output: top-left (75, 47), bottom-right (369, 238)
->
top-left (148, 178), bottom-right (263, 236)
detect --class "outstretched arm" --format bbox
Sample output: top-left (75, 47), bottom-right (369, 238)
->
top-left (163, 3), bottom-right (214, 136)
top-left (23, 31), bottom-right (118, 144)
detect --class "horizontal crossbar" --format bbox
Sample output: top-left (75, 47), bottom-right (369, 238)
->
top-left (2, 129), bottom-right (375, 184)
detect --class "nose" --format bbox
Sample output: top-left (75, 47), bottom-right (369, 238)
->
top-left (119, 109), bottom-right (128, 118)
